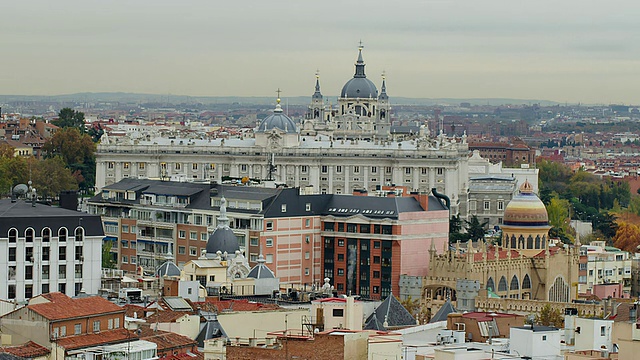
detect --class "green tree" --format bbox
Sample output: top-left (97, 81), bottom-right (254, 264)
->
top-left (399, 296), bottom-right (430, 324)
top-left (31, 156), bottom-right (79, 199)
top-left (535, 304), bottom-right (564, 327)
top-left (465, 215), bottom-right (488, 242)
top-left (42, 127), bottom-right (96, 193)
top-left (449, 214), bottom-right (469, 243)
top-left (53, 107), bottom-right (86, 131)
top-left (102, 241), bottom-right (117, 269)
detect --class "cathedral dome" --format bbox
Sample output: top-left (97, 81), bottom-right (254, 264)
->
top-left (341, 78), bottom-right (378, 99)
top-left (340, 45), bottom-right (378, 99)
top-left (257, 99), bottom-right (297, 133)
top-left (503, 180), bottom-right (549, 226)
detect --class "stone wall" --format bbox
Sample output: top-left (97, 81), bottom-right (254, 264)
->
top-left (475, 296), bottom-right (602, 316)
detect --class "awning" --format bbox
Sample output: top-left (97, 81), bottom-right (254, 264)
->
top-left (103, 236), bottom-right (118, 242)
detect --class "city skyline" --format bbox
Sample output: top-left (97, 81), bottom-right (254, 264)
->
top-left (2, 0), bottom-right (640, 104)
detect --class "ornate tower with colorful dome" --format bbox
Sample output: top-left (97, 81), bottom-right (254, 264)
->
top-left (501, 180), bottom-right (551, 255)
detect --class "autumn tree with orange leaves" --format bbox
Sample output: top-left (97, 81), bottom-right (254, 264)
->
top-left (612, 221), bottom-right (640, 253)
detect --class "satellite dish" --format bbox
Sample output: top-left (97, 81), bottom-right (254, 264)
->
top-left (13, 184), bottom-right (28, 195)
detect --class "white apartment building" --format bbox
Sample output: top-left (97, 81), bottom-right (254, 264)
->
top-left (580, 241), bottom-right (632, 298)
top-left (0, 198), bottom-right (104, 302)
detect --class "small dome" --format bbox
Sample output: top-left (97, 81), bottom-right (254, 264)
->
top-left (503, 180), bottom-right (548, 226)
top-left (340, 77), bottom-right (378, 99)
top-left (247, 254), bottom-right (275, 279)
top-left (156, 260), bottom-right (181, 277)
top-left (206, 196), bottom-right (240, 255)
top-left (257, 100), bottom-right (297, 133)
top-left (206, 227), bottom-right (240, 254)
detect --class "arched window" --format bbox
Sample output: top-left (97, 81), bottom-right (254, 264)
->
top-left (522, 274), bottom-right (532, 289)
top-left (518, 235), bottom-right (525, 248)
top-left (75, 228), bottom-right (84, 242)
top-left (486, 277), bottom-right (495, 292)
top-left (59, 228), bottom-right (67, 242)
top-left (526, 235), bottom-right (533, 249)
top-left (26, 228), bottom-right (34, 243)
top-left (535, 235), bottom-right (541, 249)
top-left (510, 275), bottom-right (519, 290)
top-left (510, 235), bottom-right (516, 248)
top-left (498, 276), bottom-right (508, 292)
top-left (42, 228), bottom-right (51, 242)
top-left (8, 229), bottom-right (17, 243)
top-left (548, 276), bottom-right (570, 303)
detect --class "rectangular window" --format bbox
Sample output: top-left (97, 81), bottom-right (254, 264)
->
top-left (138, 162), bottom-right (145, 170)
top-left (93, 321), bottom-right (100, 332)
top-left (179, 230), bottom-right (186, 238)
top-left (7, 285), bottom-right (15, 299)
top-left (374, 256), bottom-right (381, 264)
top-left (266, 221), bottom-right (273, 231)
top-left (301, 165), bottom-right (308, 173)
top-left (371, 166), bottom-right (377, 174)
top-left (600, 326), bottom-right (606, 336)
top-left (338, 239), bottom-right (344, 247)
top-left (75, 246), bottom-right (83, 260)
top-left (190, 231), bottom-right (197, 240)
top-left (59, 247), bottom-right (66, 261)
top-left (121, 225), bottom-right (129, 233)
top-left (305, 268), bottom-right (310, 276)
top-left (305, 203), bottom-right (311, 211)
top-left (8, 248), bottom-right (16, 262)
top-left (321, 165), bottom-right (328, 173)
top-left (497, 201), bottom-right (504, 211)
top-left (405, 167), bottom-right (411, 175)
top-left (25, 247), bottom-right (33, 262)
top-left (201, 232), bottom-right (208, 241)
top-left (75, 264), bottom-right (82, 279)
top-left (25, 266), bottom-right (33, 280)
top-left (373, 271), bottom-right (380, 278)
top-left (178, 246), bottom-right (186, 255)
top-left (250, 237), bottom-right (259, 246)
top-left (42, 265), bottom-right (49, 280)
top-left (122, 256), bottom-right (128, 263)
top-left (74, 324), bottom-right (81, 335)
top-left (189, 247), bottom-right (197, 256)
top-left (59, 265), bottom-right (66, 279)
top-left (305, 251), bottom-right (310, 260)
top-left (437, 168), bottom-right (444, 175)
top-left (266, 254), bottom-right (273, 263)
top-left (108, 318), bottom-right (114, 330)
top-left (42, 247), bottom-right (49, 261)
top-left (353, 166), bottom-right (360, 174)
top-left (484, 201), bottom-right (490, 211)
top-left (281, 204), bottom-right (287, 212)
top-left (337, 253), bottom-right (344, 261)
top-left (115, 318), bottom-right (120, 329)
top-left (336, 165), bottom-right (342, 173)
top-left (333, 309), bottom-right (344, 317)
top-left (338, 268), bottom-right (344, 276)
top-left (121, 240), bottom-right (128, 248)
top-left (266, 238), bottom-right (273, 247)
top-left (59, 326), bottom-right (66, 337)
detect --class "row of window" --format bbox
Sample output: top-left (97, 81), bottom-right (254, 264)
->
top-left (9, 264), bottom-right (82, 281)
top-left (323, 223), bottom-right (392, 235)
top-left (8, 246), bottom-right (82, 262)
top-left (52, 317), bottom-right (121, 338)
top-left (7, 228), bottom-right (84, 242)
top-left (178, 230), bottom-right (209, 241)
top-left (469, 200), bottom-right (505, 211)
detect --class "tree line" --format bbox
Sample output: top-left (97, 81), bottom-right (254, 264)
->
top-left (0, 108), bottom-right (98, 199)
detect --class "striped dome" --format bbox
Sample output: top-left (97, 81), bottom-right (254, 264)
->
top-left (503, 180), bottom-right (548, 226)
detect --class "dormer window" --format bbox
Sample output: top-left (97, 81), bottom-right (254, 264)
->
top-left (281, 204), bottom-right (287, 213)
top-left (305, 203), bottom-right (311, 211)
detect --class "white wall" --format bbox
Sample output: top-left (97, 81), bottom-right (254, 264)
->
top-left (575, 318), bottom-right (613, 352)
top-left (510, 327), bottom-right (561, 358)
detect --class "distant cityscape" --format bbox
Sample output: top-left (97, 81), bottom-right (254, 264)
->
top-left (0, 46), bottom-right (639, 360)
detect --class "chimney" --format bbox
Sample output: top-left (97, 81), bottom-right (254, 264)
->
top-left (59, 190), bottom-right (78, 211)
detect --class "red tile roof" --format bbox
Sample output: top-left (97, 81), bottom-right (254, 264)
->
top-left (123, 304), bottom-right (146, 318)
top-left (55, 329), bottom-right (132, 350)
top-left (138, 328), bottom-right (196, 352)
top-left (160, 352), bottom-right (203, 360)
top-left (29, 294), bottom-right (124, 321)
top-left (146, 311), bottom-right (192, 323)
top-left (1, 341), bottom-right (50, 358)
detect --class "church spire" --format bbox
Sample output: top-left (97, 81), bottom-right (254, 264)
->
top-left (313, 70), bottom-right (322, 100)
top-left (354, 41), bottom-right (366, 78)
top-left (379, 71), bottom-right (388, 100)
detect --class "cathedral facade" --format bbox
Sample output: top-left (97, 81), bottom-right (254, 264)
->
top-left (422, 180), bottom-right (580, 311)
top-left (95, 46), bottom-right (470, 215)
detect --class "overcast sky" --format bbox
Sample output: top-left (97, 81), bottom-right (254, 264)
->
top-left (1, 0), bottom-right (639, 104)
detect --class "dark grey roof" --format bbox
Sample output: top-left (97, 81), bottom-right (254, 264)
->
top-left (0, 199), bottom-right (104, 236)
top-left (262, 189), bottom-right (442, 219)
top-left (364, 295), bottom-right (415, 331)
top-left (156, 261), bottom-right (181, 277)
top-left (142, 183), bottom-right (208, 197)
top-left (341, 77), bottom-right (378, 99)
top-left (196, 312), bottom-right (227, 347)
top-left (514, 325), bottom-right (559, 332)
top-left (247, 256), bottom-right (275, 279)
top-left (206, 227), bottom-right (239, 254)
top-left (429, 299), bottom-right (457, 323)
top-left (469, 176), bottom-right (516, 182)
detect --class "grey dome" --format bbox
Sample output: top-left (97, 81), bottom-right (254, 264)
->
top-left (247, 254), bottom-right (275, 279)
top-left (156, 260), bottom-right (181, 277)
top-left (206, 196), bottom-right (240, 255)
top-left (206, 227), bottom-right (240, 255)
top-left (341, 77), bottom-right (378, 99)
top-left (257, 101), bottom-right (297, 133)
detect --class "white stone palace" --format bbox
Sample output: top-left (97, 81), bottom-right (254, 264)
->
top-left (95, 46), bottom-right (470, 215)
